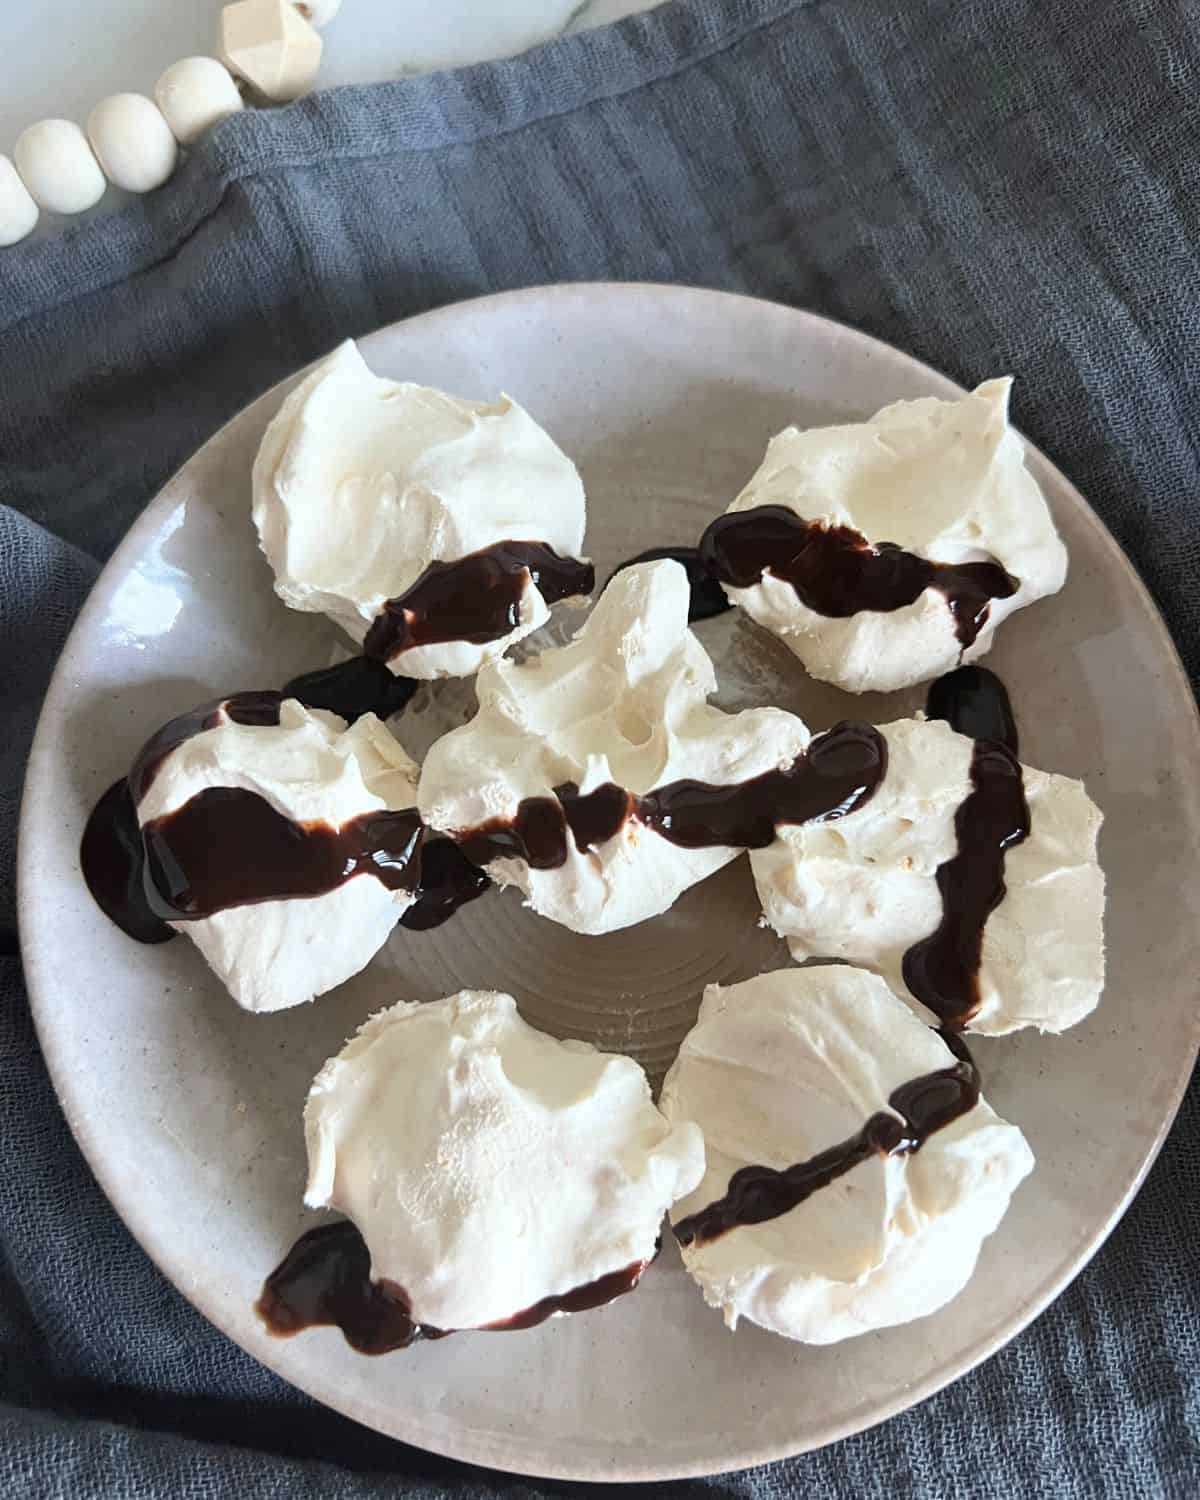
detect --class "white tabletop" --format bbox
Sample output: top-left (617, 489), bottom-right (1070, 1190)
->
top-left (1, 0), bottom-right (658, 166)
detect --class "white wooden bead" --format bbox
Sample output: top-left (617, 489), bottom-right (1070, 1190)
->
top-left (293, 0), bottom-right (341, 25)
top-left (0, 154), bottom-right (39, 245)
top-left (154, 56), bottom-right (244, 146)
top-left (13, 119), bottom-right (106, 215)
top-left (87, 94), bottom-right (178, 193)
top-left (220, 0), bottom-right (323, 102)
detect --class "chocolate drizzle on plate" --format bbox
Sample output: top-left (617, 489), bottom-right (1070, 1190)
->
top-left (925, 664), bottom-right (1019, 755)
top-left (284, 657), bottom-right (419, 723)
top-left (902, 669), bottom-right (1030, 1029)
top-left (604, 546), bottom-right (732, 623)
top-left (399, 836), bottom-right (492, 931)
top-left (80, 779), bottom-right (175, 945)
top-left (256, 1219), bottom-right (649, 1352)
top-left (673, 1028), bottom-right (980, 1250)
top-left (699, 504), bottom-right (1019, 649)
top-left (364, 541), bottom-right (595, 665)
top-left (458, 721), bottom-right (887, 869)
top-left (256, 1221), bottom-right (432, 1354)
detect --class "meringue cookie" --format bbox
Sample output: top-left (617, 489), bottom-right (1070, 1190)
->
top-left (751, 716), bottom-right (1105, 1035)
top-left (418, 559), bottom-right (811, 935)
top-left (137, 697), bottom-right (420, 1012)
top-left (660, 968), bottom-right (1034, 1344)
top-left (304, 990), bottom-right (705, 1331)
top-left (707, 379), bottom-right (1067, 692)
top-left (251, 339), bottom-right (589, 679)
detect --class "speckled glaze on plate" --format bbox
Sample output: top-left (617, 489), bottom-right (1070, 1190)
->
top-left (18, 285), bottom-right (1200, 1481)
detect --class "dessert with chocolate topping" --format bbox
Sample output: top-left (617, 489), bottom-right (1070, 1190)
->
top-left (72, 355), bottom-right (1109, 1363)
top-left (251, 340), bottom-right (593, 680)
top-left (661, 968), bottom-right (1034, 1343)
top-left (419, 557), bottom-right (844, 935)
top-left (84, 696), bottom-right (425, 1012)
top-left (750, 675), bottom-right (1105, 1037)
top-left (283, 990), bottom-right (704, 1342)
top-left (701, 379), bottom-right (1067, 693)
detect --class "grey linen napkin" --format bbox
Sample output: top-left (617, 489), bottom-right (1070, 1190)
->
top-left (2, 1), bottom-right (1197, 1495)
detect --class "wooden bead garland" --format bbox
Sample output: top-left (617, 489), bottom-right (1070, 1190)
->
top-left (2, 1), bottom-right (337, 244)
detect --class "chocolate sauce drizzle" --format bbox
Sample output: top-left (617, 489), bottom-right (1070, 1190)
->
top-left (80, 780), bottom-right (174, 945)
top-left (256, 1221), bottom-right (430, 1354)
top-left (699, 504), bottom-right (1018, 648)
top-left (458, 721), bottom-right (887, 869)
top-left (483, 1258), bottom-right (650, 1330)
top-left (256, 1219), bottom-right (649, 1352)
top-left (284, 657), bottom-right (419, 723)
top-left (925, 664), bottom-right (1019, 755)
top-left (902, 668), bottom-right (1029, 1029)
top-left (143, 790), bottom-right (423, 920)
top-left (673, 1028), bottom-right (980, 1249)
top-left (82, 691), bottom-right (289, 946)
top-left (603, 546), bottom-right (732, 623)
top-left (398, 837), bottom-right (492, 931)
top-left (82, 685), bottom-right (488, 942)
top-left (364, 541), bottom-right (595, 665)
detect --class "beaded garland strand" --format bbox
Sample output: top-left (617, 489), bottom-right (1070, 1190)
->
top-left (0, 0), bottom-right (341, 246)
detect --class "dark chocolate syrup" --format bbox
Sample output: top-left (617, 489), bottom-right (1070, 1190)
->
top-left (364, 542), bottom-right (595, 664)
top-left (256, 1221), bottom-right (430, 1354)
top-left (86, 691), bottom-right (288, 944)
top-left (84, 779), bottom-right (490, 942)
top-left (604, 546), bottom-right (732, 623)
top-left (257, 1219), bottom-right (648, 1352)
top-left (699, 504), bottom-right (1018, 649)
top-left (673, 1028), bottom-right (980, 1249)
top-left (459, 794), bottom-right (578, 871)
top-left (284, 657), bottom-right (418, 723)
top-left (639, 720), bottom-right (885, 848)
top-left (458, 721), bottom-right (887, 869)
top-left (399, 836), bottom-right (492, 931)
top-left (484, 1257), bottom-right (650, 1330)
top-left (79, 780), bottom-right (174, 945)
top-left (925, 664), bottom-right (1019, 755)
top-left (901, 673), bottom-right (1030, 1029)
top-left (142, 789), bottom-right (423, 920)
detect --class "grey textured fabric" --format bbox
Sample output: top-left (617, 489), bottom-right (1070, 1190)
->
top-left (2, 0), bottom-right (1198, 1494)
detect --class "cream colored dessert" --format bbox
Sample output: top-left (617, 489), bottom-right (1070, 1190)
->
top-left (751, 716), bottom-right (1105, 1036)
top-left (136, 697), bottom-right (420, 1012)
top-left (417, 558), bottom-right (812, 935)
top-left (660, 968), bottom-right (1034, 1345)
top-left (251, 339), bottom-right (589, 678)
top-left (304, 990), bottom-right (706, 1331)
top-left (707, 379), bottom-right (1067, 692)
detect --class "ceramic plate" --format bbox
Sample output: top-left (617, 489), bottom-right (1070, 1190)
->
top-left (18, 285), bottom-right (1200, 1481)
